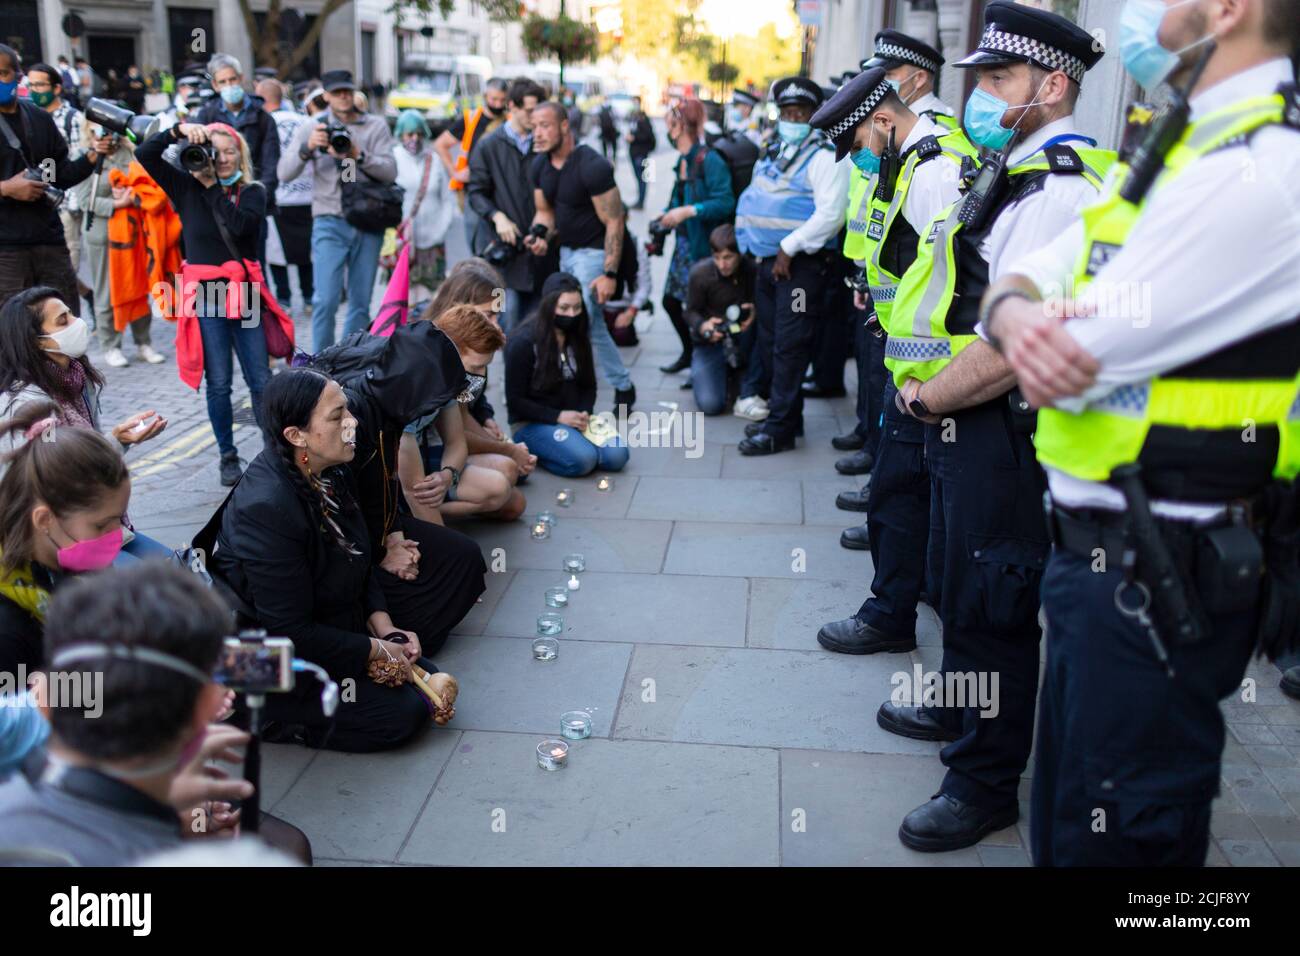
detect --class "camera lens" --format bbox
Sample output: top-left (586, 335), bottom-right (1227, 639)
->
top-left (179, 142), bottom-right (213, 172)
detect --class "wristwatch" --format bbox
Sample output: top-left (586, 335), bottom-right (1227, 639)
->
top-left (909, 393), bottom-right (934, 419)
top-left (298, 146), bottom-right (313, 162)
top-left (980, 289), bottom-right (1034, 353)
top-left (603, 269), bottom-right (618, 281)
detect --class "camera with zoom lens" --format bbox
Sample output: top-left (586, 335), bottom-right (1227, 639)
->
top-left (485, 223), bottom-right (550, 265)
top-left (644, 217), bottom-right (672, 257)
top-left (179, 141), bottom-right (217, 172)
top-left (719, 303), bottom-right (752, 369)
top-left (23, 169), bottom-right (64, 209)
top-left (325, 122), bottom-right (353, 155)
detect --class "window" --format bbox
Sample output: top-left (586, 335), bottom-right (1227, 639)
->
top-left (464, 72), bottom-right (481, 96)
top-left (360, 29), bottom-right (376, 88)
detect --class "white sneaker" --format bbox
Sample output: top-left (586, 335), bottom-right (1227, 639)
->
top-left (138, 345), bottom-right (165, 365)
top-left (105, 347), bottom-right (128, 368)
top-left (733, 396), bottom-right (770, 421)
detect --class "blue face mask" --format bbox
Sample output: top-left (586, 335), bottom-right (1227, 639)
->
top-left (963, 80), bottom-right (1050, 152)
top-left (850, 125), bottom-right (882, 175)
top-left (1120, 0), bottom-right (1209, 90)
top-left (0, 79), bottom-right (17, 106)
top-left (218, 170), bottom-right (243, 187)
top-left (777, 120), bottom-right (811, 146)
top-left (219, 85), bottom-right (245, 107)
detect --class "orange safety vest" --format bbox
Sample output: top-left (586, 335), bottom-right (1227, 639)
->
top-left (448, 106), bottom-right (483, 192)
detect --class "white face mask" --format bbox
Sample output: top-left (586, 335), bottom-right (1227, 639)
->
top-left (42, 317), bottom-right (90, 359)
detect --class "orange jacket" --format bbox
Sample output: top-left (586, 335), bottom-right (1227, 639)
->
top-left (107, 162), bottom-right (182, 332)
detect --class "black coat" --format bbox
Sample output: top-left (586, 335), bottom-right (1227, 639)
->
top-left (628, 113), bottom-right (656, 156)
top-left (466, 124), bottom-right (540, 291)
top-left (0, 563), bottom-right (59, 676)
top-left (194, 94), bottom-right (280, 202)
top-left (0, 100), bottom-right (96, 247)
top-left (504, 321), bottom-right (596, 425)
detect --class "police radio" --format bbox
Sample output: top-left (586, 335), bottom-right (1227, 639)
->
top-left (874, 127), bottom-right (900, 203)
top-left (1120, 43), bottom-right (1216, 205)
top-left (955, 143), bottom-right (1012, 233)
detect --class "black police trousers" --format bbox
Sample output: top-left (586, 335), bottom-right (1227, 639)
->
top-left (810, 259), bottom-right (853, 392)
top-left (1031, 549), bottom-right (1257, 865)
top-left (856, 313), bottom-right (888, 450)
top-left (752, 252), bottom-right (831, 443)
top-left (924, 395), bottom-right (1048, 809)
top-left (857, 381), bottom-right (933, 640)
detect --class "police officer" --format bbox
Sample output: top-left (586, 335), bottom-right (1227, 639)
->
top-left (834, 30), bottom-right (957, 481)
top-left (986, 0), bottom-right (1300, 866)
top-left (735, 77), bottom-right (849, 456)
top-left (729, 89), bottom-right (765, 147)
top-left (810, 68), bottom-right (975, 656)
top-left (883, 1), bottom-right (1114, 852)
top-left (861, 29), bottom-right (957, 130)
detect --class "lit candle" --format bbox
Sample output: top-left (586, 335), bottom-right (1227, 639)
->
top-left (556, 488), bottom-right (573, 507)
top-left (531, 521), bottom-right (550, 540)
top-left (595, 476), bottom-right (613, 492)
top-left (536, 739), bottom-right (569, 770)
top-left (567, 573), bottom-right (581, 591)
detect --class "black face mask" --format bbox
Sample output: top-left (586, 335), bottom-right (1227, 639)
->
top-left (554, 312), bottom-right (581, 334)
top-left (484, 103), bottom-right (504, 117)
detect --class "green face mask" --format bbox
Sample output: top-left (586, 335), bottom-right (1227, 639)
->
top-left (29, 90), bottom-right (56, 108)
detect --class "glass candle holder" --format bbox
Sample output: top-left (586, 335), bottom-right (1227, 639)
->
top-left (537, 738), bottom-right (569, 770)
top-left (532, 636), bottom-right (559, 661)
top-left (595, 476), bottom-right (614, 493)
top-left (530, 521), bottom-right (550, 541)
top-left (562, 553), bottom-right (586, 574)
top-left (537, 510), bottom-right (557, 527)
top-left (560, 710), bottom-right (592, 740)
top-left (536, 612), bottom-right (563, 636)
top-left (544, 587), bottom-right (569, 608)
top-left (555, 488), bottom-right (573, 508)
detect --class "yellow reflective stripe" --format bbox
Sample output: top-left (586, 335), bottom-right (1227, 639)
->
top-left (910, 201), bottom-right (962, 339)
top-left (1183, 96), bottom-right (1282, 152)
top-left (1147, 379), bottom-right (1296, 429)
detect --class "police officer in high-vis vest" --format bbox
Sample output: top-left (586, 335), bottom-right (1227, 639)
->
top-left (883, 1), bottom-right (1114, 852)
top-left (984, 0), bottom-right (1300, 866)
top-left (735, 77), bottom-right (849, 456)
top-left (808, 68), bottom-right (975, 658)
top-left (834, 31), bottom-right (958, 507)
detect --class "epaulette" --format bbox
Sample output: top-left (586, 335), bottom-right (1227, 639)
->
top-left (911, 135), bottom-right (942, 160)
top-left (1043, 144), bottom-right (1085, 174)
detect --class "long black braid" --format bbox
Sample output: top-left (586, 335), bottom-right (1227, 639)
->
top-left (262, 369), bottom-right (361, 556)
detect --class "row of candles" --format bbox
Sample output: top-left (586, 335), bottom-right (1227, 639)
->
top-left (530, 479), bottom-right (614, 540)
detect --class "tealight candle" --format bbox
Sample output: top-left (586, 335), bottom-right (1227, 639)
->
top-left (532, 636), bottom-right (559, 661)
top-left (545, 587), bottom-right (569, 608)
top-left (530, 521), bottom-right (550, 540)
top-left (567, 573), bottom-right (581, 591)
top-left (537, 738), bottom-right (569, 770)
top-left (562, 553), bottom-right (586, 574)
top-left (537, 510), bottom-right (557, 526)
top-left (595, 476), bottom-right (613, 492)
top-left (556, 488), bottom-right (573, 508)
top-left (537, 612), bottom-right (563, 636)
top-left (560, 710), bottom-right (592, 740)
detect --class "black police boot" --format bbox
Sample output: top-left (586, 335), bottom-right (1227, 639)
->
top-left (1282, 665), bottom-right (1300, 701)
top-left (840, 523), bottom-right (870, 550)
top-left (876, 700), bottom-right (961, 742)
top-left (898, 793), bottom-right (1019, 853)
top-left (835, 448), bottom-right (874, 475)
top-left (738, 432), bottom-right (795, 456)
top-left (836, 481), bottom-right (871, 512)
top-left (817, 617), bottom-right (915, 654)
top-left (613, 383), bottom-right (636, 412)
top-left (219, 452), bottom-right (244, 487)
top-left (802, 382), bottom-right (847, 399)
top-left (832, 431), bottom-right (866, 451)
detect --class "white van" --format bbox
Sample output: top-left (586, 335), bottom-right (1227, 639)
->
top-left (387, 54), bottom-right (494, 125)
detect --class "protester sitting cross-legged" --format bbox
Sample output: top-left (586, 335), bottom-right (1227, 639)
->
top-left (0, 402), bottom-right (169, 678)
top-left (399, 304), bottom-right (522, 525)
top-left (0, 562), bottom-right (308, 866)
top-left (687, 224), bottom-right (757, 416)
top-left (211, 369), bottom-right (462, 753)
top-left (138, 120), bottom-right (292, 487)
top-left (505, 272), bottom-right (630, 477)
top-left (0, 287), bottom-right (167, 466)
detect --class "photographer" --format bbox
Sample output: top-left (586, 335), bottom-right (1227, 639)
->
top-left (137, 121), bottom-right (282, 487)
top-left (0, 44), bottom-right (113, 315)
top-left (656, 98), bottom-right (736, 376)
top-left (278, 69), bottom-right (398, 351)
top-left (685, 225), bottom-right (756, 416)
top-left (467, 78), bottom-right (550, 332)
top-left (193, 54), bottom-right (279, 206)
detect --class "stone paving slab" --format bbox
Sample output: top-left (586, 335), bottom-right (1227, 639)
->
top-left (627, 476), bottom-right (805, 524)
top-left (397, 731), bottom-right (780, 866)
top-left (802, 478), bottom-right (868, 527)
top-left (612, 643), bottom-right (941, 756)
top-left (663, 521), bottom-right (871, 581)
top-left (467, 516), bottom-right (674, 573)
top-left (485, 568), bottom-right (749, 646)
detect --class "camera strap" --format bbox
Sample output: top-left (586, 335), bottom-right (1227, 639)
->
top-left (210, 189), bottom-right (256, 295)
top-left (0, 107), bottom-right (38, 170)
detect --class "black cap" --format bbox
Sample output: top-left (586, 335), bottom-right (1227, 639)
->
top-left (771, 76), bottom-right (825, 110)
top-left (955, 0), bottom-right (1103, 85)
top-left (809, 66), bottom-right (893, 162)
top-left (321, 69), bottom-right (356, 93)
top-left (732, 88), bottom-right (759, 107)
top-left (860, 29), bottom-right (944, 75)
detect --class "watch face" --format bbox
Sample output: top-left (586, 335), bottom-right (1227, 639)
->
top-left (909, 399), bottom-right (930, 418)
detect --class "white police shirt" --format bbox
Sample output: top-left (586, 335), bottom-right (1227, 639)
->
top-left (778, 142), bottom-right (851, 257)
top-left (909, 92), bottom-right (955, 122)
top-left (1007, 58), bottom-right (1300, 516)
top-left (898, 115), bottom-right (967, 236)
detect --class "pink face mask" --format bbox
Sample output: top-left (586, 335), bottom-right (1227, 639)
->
top-left (55, 525), bottom-right (123, 572)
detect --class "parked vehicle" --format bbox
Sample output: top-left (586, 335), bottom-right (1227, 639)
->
top-left (387, 53), bottom-right (493, 127)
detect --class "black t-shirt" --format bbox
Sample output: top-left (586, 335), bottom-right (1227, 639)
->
top-left (529, 144), bottom-right (615, 251)
top-left (684, 257), bottom-right (755, 338)
top-left (449, 108), bottom-right (505, 152)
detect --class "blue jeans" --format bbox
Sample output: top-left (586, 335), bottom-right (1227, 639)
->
top-left (559, 246), bottom-right (632, 392)
top-left (513, 423), bottom-right (629, 478)
top-left (503, 286), bottom-right (539, 335)
top-left (311, 215), bottom-right (384, 352)
top-left (114, 532), bottom-right (173, 565)
top-left (199, 314), bottom-right (269, 458)
top-left (691, 323), bottom-right (755, 416)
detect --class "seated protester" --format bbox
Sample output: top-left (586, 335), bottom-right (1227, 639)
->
top-left (505, 272), bottom-right (630, 477)
top-left (0, 402), bottom-right (158, 676)
top-left (0, 287), bottom-right (167, 468)
top-left (212, 370), bottom-right (461, 754)
top-left (426, 259), bottom-right (538, 486)
top-left (399, 305), bottom-right (524, 525)
top-left (0, 564), bottom-right (249, 865)
top-left (686, 224), bottom-right (757, 416)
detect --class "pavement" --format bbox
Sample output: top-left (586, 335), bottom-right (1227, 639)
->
top-left (94, 126), bottom-right (1300, 867)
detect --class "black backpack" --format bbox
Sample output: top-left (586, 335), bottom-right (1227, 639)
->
top-left (704, 130), bottom-right (760, 199)
top-left (299, 330), bottom-right (387, 389)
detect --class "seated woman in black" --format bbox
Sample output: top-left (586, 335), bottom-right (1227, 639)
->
top-left (505, 272), bottom-right (630, 478)
top-left (213, 370), bottom-right (460, 753)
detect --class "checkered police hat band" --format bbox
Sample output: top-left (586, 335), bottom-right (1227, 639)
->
top-left (782, 86), bottom-right (820, 104)
top-left (874, 42), bottom-right (940, 75)
top-left (980, 27), bottom-right (1086, 84)
top-left (827, 82), bottom-right (891, 140)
